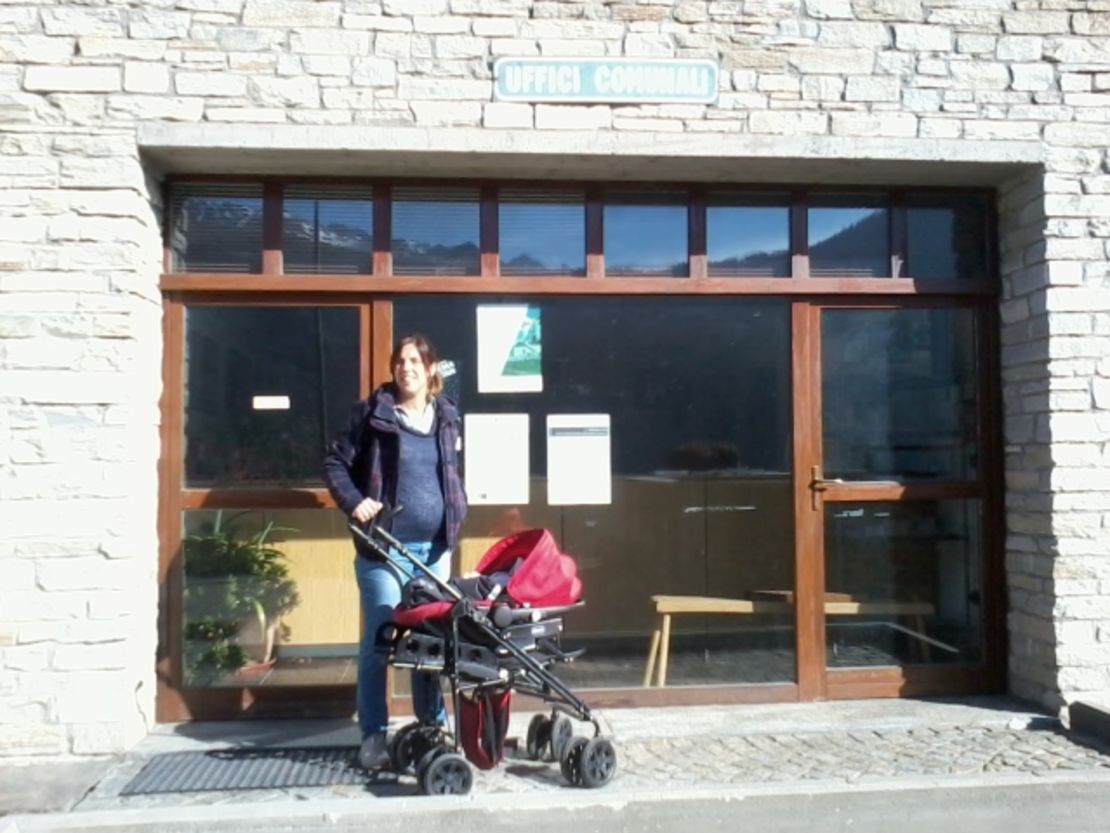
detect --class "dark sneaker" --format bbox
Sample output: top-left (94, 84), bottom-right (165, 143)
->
top-left (358, 732), bottom-right (389, 770)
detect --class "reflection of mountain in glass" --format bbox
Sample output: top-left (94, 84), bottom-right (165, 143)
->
top-left (809, 209), bottom-right (889, 277)
top-left (177, 198), bottom-right (263, 273)
top-left (503, 252), bottom-right (585, 276)
top-left (392, 238), bottom-right (480, 275)
top-left (283, 212), bottom-right (372, 274)
top-left (709, 247), bottom-right (790, 277)
top-left (606, 260), bottom-right (688, 277)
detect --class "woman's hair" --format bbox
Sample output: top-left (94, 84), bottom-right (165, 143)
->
top-left (390, 333), bottom-right (443, 397)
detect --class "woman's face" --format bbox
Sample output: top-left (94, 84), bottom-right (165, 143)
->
top-left (393, 343), bottom-right (433, 400)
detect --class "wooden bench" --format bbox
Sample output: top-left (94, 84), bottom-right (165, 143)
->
top-left (643, 593), bottom-right (936, 687)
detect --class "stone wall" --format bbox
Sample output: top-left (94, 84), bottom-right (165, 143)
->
top-left (1, 0), bottom-right (1109, 754)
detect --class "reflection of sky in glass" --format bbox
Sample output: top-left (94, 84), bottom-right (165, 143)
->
top-left (394, 199), bottom-right (478, 247)
top-left (283, 197), bottom-right (373, 273)
top-left (808, 205), bottom-right (889, 277)
top-left (809, 207), bottom-right (882, 247)
top-left (708, 206), bottom-right (789, 276)
top-left (501, 201), bottom-right (585, 275)
top-left (285, 199), bottom-right (372, 233)
top-left (605, 204), bottom-right (687, 274)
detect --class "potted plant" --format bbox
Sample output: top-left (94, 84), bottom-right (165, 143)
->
top-left (182, 511), bottom-right (301, 684)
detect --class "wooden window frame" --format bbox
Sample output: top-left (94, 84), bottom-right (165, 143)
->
top-left (157, 176), bottom-right (1004, 722)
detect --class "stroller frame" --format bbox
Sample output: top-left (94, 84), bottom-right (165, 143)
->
top-left (348, 516), bottom-right (616, 794)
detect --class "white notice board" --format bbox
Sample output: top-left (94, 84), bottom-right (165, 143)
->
top-left (546, 414), bottom-right (611, 505)
top-left (464, 413), bottom-right (530, 505)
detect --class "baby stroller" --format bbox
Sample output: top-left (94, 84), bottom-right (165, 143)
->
top-left (349, 511), bottom-right (617, 796)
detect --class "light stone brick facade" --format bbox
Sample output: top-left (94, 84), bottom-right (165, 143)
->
top-left (1, 0), bottom-right (1109, 757)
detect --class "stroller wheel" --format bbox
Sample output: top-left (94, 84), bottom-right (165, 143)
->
top-left (421, 752), bottom-right (473, 796)
top-left (388, 722), bottom-right (421, 773)
top-left (415, 745), bottom-right (446, 790)
top-left (525, 714), bottom-right (549, 761)
top-left (548, 715), bottom-right (573, 763)
top-left (559, 735), bottom-right (588, 786)
top-left (578, 738), bottom-right (617, 789)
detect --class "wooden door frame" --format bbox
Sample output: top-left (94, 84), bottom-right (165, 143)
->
top-left (791, 297), bottom-right (1006, 701)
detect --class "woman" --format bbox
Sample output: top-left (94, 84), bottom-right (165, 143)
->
top-left (323, 334), bottom-right (467, 770)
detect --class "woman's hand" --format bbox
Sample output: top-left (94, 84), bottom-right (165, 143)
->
top-left (351, 497), bottom-right (383, 524)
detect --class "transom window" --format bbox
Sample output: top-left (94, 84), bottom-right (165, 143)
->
top-left (164, 182), bottom-right (992, 285)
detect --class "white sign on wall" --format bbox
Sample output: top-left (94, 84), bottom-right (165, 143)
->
top-left (494, 57), bottom-right (719, 105)
top-left (546, 414), bottom-right (612, 506)
top-left (465, 413), bottom-right (530, 505)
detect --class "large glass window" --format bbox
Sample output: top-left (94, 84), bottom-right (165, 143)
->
top-left (283, 185), bottom-right (373, 275)
top-left (822, 308), bottom-right (978, 481)
top-left (824, 500), bottom-right (982, 668)
top-left (392, 186), bottom-right (480, 276)
top-left (499, 187), bottom-right (586, 276)
top-left (707, 193), bottom-right (791, 278)
top-left (184, 306), bottom-right (359, 487)
top-left (809, 195), bottom-right (890, 278)
top-left (604, 190), bottom-right (688, 277)
top-left (396, 296), bottom-right (795, 688)
top-left (170, 184), bottom-right (263, 273)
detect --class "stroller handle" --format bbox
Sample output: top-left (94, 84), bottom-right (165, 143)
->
top-left (347, 504), bottom-right (464, 603)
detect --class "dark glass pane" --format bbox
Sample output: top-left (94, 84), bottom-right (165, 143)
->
top-left (707, 194), bottom-right (790, 277)
top-left (809, 196), bottom-right (890, 278)
top-left (604, 191), bottom-right (688, 277)
top-left (825, 500), bottom-right (982, 668)
top-left (822, 308), bottom-right (978, 481)
top-left (907, 194), bottom-right (989, 281)
top-left (182, 508), bottom-right (356, 689)
top-left (184, 306), bottom-right (359, 487)
top-left (283, 186), bottom-right (373, 275)
top-left (170, 184), bottom-right (263, 273)
top-left (395, 296), bottom-right (794, 688)
top-left (499, 187), bottom-right (585, 276)
top-left (392, 186), bottom-right (479, 276)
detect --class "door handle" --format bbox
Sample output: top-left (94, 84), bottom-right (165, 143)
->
top-left (809, 465), bottom-right (844, 509)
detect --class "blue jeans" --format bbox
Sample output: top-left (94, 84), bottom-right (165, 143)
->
top-left (354, 540), bottom-right (449, 739)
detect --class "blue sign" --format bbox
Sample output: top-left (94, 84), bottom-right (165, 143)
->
top-left (493, 57), bottom-right (719, 105)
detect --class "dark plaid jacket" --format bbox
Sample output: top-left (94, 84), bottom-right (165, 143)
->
top-left (323, 385), bottom-right (467, 550)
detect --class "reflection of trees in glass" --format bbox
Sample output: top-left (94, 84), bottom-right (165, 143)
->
top-left (809, 208), bottom-right (889, 277)
top-left (709, 247), bottom-right (790, 276)
top-left (707, 204), bottom-right (791, 277)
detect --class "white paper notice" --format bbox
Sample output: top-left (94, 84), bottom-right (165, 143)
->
top-left (476, 305), bottom-right (543, 393)
top-left (464, 414), bottom-right (530, 505)
top-left (546, 414), bottom-right (611, 505)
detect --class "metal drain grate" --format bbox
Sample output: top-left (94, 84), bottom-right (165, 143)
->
top-left (121, 746), bottom-right (365, 795)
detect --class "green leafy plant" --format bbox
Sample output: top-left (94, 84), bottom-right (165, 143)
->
top-left (183, 511), bottom-right (301, 685)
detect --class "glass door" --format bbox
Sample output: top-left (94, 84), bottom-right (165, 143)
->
top-left (798, 302), bottom-right (999, 699)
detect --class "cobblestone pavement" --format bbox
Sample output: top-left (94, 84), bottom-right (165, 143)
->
top-left (73, 721), bottom-right (1110, 810)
